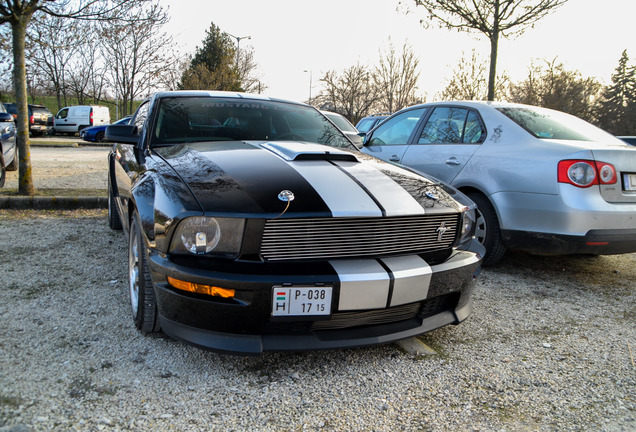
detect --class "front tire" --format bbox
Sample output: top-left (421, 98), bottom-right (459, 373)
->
top-left (128, 211), bottom-right (161, 333)
top-left (467, 192), bottom-right (506, 266)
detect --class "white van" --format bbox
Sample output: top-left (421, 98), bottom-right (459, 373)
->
top-left (53, 105), bottom-right (110, 134)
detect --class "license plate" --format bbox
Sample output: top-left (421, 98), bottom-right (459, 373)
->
top-left (272, 286), bottom-right (332, 316)
top-left (624, 174), bottom-right (636, 191)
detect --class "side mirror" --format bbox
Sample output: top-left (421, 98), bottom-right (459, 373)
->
top-left (105, 124), bottom-right (138, 144)
top-left (0, 112), bottom-right (14, 123)
top-left (361, 132), bottom-right (372, 146)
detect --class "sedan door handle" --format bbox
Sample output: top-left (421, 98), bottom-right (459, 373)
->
top-left (389, 155), bottom-right (400, 162)
top-left (445, 157), bottom-right (461, 166)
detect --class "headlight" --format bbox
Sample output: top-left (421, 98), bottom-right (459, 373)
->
top-left (170, 217), bottom-right (245, 257)
top-left (459, 207), bottom-right (476, 245)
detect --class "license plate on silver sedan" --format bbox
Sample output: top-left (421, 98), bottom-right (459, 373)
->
top-left (272, 286), bottom-right (332, 316)
top-left (624, 174), bottom-right (636, 191)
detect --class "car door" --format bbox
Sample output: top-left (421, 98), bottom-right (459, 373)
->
top-left (400, 106), bottom-right (486, 184)
top-left (0, 105), bottom-right (15, 164)
top-left (54, 108), bottom-right (71, 132)
top-left (361, 107), bottom-right (428, 164)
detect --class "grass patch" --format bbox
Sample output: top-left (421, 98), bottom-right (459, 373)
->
top-left (0, 188), bottom-right (106, 197)
top-left (30, 139), bottom-right (79, 147)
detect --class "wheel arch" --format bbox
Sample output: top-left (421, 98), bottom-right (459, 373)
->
top-left (458, 186), bottom-right (504, 226)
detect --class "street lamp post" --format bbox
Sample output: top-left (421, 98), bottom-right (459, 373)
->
top-left (227, 33), bottom-right (251, 68)
top-left (304, 70), bottom-right (312, 105)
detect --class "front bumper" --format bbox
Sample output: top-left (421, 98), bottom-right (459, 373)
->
top-left (147, 242), bottom-right (483, 354)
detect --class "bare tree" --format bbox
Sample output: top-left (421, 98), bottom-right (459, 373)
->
top-left (408, 0), bottom-right (568, 101)
top-left (508, 58), bottom-right (601, 121)
top-left (373, 40), bottom-right (422, 113)
top-left (237, 46), bottom-right (265, 93)
top-left (66, 26), bottom-right (107, 105)
top-left (440, 49), bottom-right (508, 100)
top-left (28, 12), bottom-right (83, 110)
top-left (100, 2), bottom-right (175, 117)
top-left (0, 0), bottom-right (151, 195)
top-left (317, 64), bottom-right (380, 124)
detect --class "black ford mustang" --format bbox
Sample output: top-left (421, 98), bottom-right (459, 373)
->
top-left (106, 91), bottom-right (484, 354)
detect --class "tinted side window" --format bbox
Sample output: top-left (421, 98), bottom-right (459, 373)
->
top-left (463, 110), bottom-right (486, 143)
top-left (419, 107), bottom-right (484, 144)
top-left (367, 108), bottom-right (426, 146)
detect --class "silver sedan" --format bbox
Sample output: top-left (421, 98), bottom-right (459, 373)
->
top-left (361, 101), bottom-right (636, 265)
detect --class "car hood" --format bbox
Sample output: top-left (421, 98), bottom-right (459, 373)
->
top-left (153, 141), bottom-right (464, 218)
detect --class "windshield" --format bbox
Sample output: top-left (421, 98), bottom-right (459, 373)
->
top-left (497, 106), bottom-right (615, 141)
top-left (151, 97), bottom-right (354, 149)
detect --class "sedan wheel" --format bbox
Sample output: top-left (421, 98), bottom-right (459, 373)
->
top-left (0, 162), bottom-right (5, 188)
top-left (467, 192), bottom-right (506, 266)
top-left (96, 131), bottom-right (105, 142)
top-left (128, 211), bottom-right (161, 333)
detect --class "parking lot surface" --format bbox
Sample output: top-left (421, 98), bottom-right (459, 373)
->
top-left (0, 211), bottom-right (634, 431)
top-left (3, 145), bottom-right (109, 191)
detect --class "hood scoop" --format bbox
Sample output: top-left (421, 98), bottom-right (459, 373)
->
top-left (260, 142), bottom-right (358, 162)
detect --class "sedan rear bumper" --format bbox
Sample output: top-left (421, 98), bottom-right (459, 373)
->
top-left (147, 243), bottom-right (483, 354)
top-left (502, 228), bottom-right (636, 255)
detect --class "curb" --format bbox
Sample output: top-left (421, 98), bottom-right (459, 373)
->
top-left (0, 196), bottom-right (107, 210)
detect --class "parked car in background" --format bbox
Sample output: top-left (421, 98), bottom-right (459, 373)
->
top-left (3, 103), bottom-right (54, 136)
top-left (356, 113), bottom-right (390, 134)
top-left (361, 101), bottom-right (636, 266)
top-left (80, 116), bottom-right (131, 142)
top-left (106, 91), bottom-right (483, 354)
top-left (616, 136), bottom-right (636, 146)
top-left (53, 105), bottom-right (110, 135)
top-left (321, 110), bottom-right (363, 147)
top-left (0, 102), bottom-right (17, 188)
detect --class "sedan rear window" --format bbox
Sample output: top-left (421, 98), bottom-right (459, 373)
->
top-left (498, 107), bottom-right (611, 141)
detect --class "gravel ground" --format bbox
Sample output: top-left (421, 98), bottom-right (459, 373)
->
top-left (3, 145), bottom-right (109, 191)
top-left (0, 210), bottom-right (634, 432)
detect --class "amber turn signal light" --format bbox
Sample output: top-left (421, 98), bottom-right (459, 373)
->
top-left (167, 276), bottom-right (235, 298)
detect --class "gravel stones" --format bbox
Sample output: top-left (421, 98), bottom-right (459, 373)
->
top-left (0, 211), bottom-right (634, 431)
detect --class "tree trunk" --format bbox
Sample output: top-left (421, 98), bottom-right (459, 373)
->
top-left (12, 16), bottom-right (36, 196)
top-left (487, 32), bottom-right (499, 101)
top-left (487, 0), bottom-right (500, 101)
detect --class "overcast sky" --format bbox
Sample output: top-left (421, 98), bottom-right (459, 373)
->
top-left (161, 0), bottom-right (636, 103)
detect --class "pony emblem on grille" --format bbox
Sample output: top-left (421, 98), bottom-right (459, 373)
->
top-left (436, 222), bottom-right (448, 241)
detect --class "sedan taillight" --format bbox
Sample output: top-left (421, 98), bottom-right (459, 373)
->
top-left (29, 115), bottom-right (34, 124)
top-left (558, 160), bottom-right (617, 188)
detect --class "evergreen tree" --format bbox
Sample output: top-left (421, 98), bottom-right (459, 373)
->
top-left (179, 22), bottom-right (241, 91)
top-left (595, 50), bottom-right (636, 135)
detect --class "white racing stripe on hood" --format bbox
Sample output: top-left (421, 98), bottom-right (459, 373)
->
top-left (288, 160), bottom-right (383, 217)
top-left (334, 160), bottom-right (426, 216)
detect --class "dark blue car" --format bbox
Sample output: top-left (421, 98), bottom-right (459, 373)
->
top-left (80, 116), bottom-right (131, 142)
